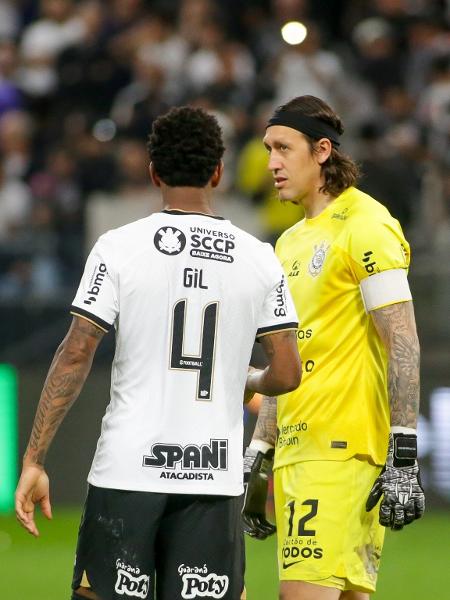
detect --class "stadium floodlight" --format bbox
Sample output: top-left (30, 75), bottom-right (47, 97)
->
top-left (0, 364), bottom-right (17, 513)
top-left (281, 21), bottom-right (308, 46)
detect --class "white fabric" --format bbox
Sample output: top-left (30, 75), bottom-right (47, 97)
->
top-left (250, 439), bottom-right (274, 454)
top-left (359, 268), bottom-right (412, 312)
top-left (391, 426), bottom-right (416, 435)
top-left (71, 211), bottom-right (298, 496)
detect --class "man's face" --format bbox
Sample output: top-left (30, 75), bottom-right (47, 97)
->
top-left (263, 125), bottom-right (322, 204)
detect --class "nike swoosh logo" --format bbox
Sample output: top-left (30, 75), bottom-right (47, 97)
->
top-left (282, 559), bottom-right (304, 569)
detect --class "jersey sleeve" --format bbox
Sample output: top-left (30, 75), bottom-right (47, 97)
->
top-left (347, 217), bottom-right (412, 311)
top-left (256, 247), bottom-right (298, 338)
top-left (70, 236), bottom-right (118, 332)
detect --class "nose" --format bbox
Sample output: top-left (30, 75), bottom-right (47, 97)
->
top-left (268, 154), bottom-right (282, 172)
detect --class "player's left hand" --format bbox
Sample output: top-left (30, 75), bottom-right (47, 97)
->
top-left (366, 431), bottom-right (425, 530)
top-left (15, 464), bottom-right (52, 537)
top-left (242, 447), bottom-right (276, 540)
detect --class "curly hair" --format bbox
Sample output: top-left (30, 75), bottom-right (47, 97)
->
top-left (279, 95), bottom-right (360, 196)
top-left (147, 106), bottom-right (225, 187)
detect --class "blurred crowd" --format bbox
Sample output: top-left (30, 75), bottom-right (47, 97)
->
top-left (0, 0), bottom-right (449, 302)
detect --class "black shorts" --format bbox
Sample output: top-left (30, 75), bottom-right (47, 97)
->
top-left (72, 484), bottom-right (245, 600)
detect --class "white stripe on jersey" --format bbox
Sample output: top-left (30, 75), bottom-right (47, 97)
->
top-left (71, 211), bottom-right (298, 496)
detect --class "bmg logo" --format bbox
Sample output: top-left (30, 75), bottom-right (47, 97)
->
top-left (84, 263), bottom-right (107, 305)
top-left (362, 250), bottom-right (378, 275)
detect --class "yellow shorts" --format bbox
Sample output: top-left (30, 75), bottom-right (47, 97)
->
top-left (274, 458), bottom-right (385, 593)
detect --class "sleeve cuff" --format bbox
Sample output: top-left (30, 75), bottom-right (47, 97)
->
top-left (256, 322), bottom-right (298, 338)
top-left (70, 306), bottom-right (113, 332)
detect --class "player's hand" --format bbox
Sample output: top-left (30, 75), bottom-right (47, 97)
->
top-left (242, 446), bottom-right (276, 540)
top-left (15, 464), bottom-right (52, 537)
top-left (366, 431), bottom-right (425, 530)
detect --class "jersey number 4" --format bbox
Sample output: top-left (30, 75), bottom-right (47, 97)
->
top-left (170, 299), bottom-right (219, 401)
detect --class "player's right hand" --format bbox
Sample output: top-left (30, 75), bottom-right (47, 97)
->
top-left (15, 464), bottom-right (52, 537)
top-left (242, 447), bottom-right (276, 540)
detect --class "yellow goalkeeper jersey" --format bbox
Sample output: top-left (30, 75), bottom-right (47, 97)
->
top-left (274, 187), bottom-right (410, 468)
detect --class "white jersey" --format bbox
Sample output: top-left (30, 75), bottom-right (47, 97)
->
top-left (71, 210), bottom-right (298, 496)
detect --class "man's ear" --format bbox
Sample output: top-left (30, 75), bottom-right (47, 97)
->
top-left (315, 138), bottom-right (333, 165)
top-left (211, 160), bottom-right (224, 188)
top-left (149, 162), bottom-right (161, 187)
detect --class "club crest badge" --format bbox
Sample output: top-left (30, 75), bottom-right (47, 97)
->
top-left (308, 241), bottom-right (330, 277)
top-left (154, 227), bottom-right (186, 255)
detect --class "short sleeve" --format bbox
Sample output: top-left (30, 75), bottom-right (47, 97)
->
top-left (256, 248), bottom-right (298, 337)
top-left (347, 218), bottom-right (410, 283)
top-left (347, 218), bottom-right (412, 311)
top-left (70, 237), bottom-right (118, 332)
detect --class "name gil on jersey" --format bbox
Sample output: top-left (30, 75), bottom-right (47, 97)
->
top-left (143, 439), bottom-right (228, 470)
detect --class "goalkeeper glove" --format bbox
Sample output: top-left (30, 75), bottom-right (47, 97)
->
top-left (242, 442), bottom-right (276, 540)
top-left (366, 428), bottom-right (425, 530)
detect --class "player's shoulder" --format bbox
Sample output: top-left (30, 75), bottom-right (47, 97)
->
top-left (228, 221), bottom-right (268, 247)
top-left (228, 221), bottom-right (278, 264)
top-left (338, 188), bottom-right (408, 255)
top-left (344, 187), bottom-right (398, 227)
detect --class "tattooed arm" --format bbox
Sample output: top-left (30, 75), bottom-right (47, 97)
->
top-left (15, 316), bottom-right (105, 536)
top-left (370, 300), bottom-right (420, 427)
top-left (366, 301), bottom-right (425, 529)
top-left (252, 395), bottom-right (278, 446)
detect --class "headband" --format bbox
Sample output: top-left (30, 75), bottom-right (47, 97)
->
top-left (267, 111), bottom-right (341, 147)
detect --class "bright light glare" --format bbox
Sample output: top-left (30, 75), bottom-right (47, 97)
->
top-left (281, 21), bottom-right (307, 45)
top-left (93, 119), bottom-right (117, 142)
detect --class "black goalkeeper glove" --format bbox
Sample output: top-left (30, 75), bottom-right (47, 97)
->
top-left (366, 430), bottom-right (425, 530)
top-left (242, 446), bottom-right (276, 540)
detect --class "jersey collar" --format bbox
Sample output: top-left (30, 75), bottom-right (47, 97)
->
top-left (162, 209), bottom-right (225, 220)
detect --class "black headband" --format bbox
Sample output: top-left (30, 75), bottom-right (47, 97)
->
top-left (267, 111), bottom-right (341, 147)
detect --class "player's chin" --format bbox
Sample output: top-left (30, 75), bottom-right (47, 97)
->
top-left (279, 192), bottom-right (299, 205)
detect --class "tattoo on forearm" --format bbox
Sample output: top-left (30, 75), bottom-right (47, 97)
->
top-left (254, 396), bottom-right (278, 446)
top-left (371, 302), bottom-right (420, 428)
top-left (25, 318), bottom-right (104, 466)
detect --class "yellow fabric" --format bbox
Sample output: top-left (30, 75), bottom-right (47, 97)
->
top-left (274, 187), bottom-right (410, 467)
top-left (274, 459), bottom-right (385, 593)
